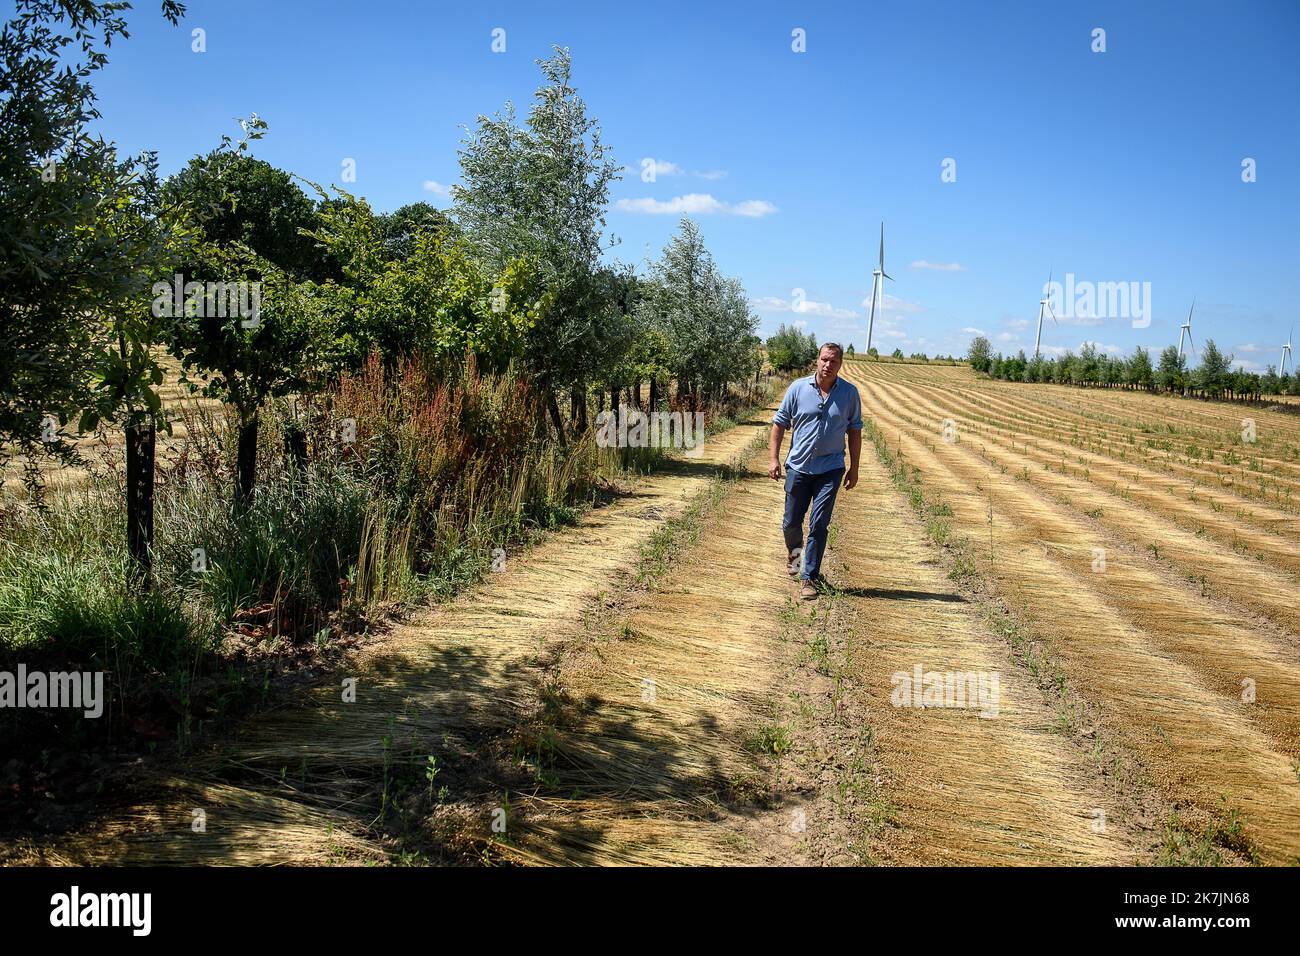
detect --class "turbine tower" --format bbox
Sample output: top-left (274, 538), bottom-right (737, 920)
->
top-left (1033, 269), bottom-right (1058, 359)
top-left (865, 222), bottom-right (893, 355)
top-left (1281, 324), bottom-right (1294, 377)
top-left (1177, 300), bottom-right (1197, 359)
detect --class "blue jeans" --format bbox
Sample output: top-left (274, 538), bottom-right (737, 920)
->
top-left (782, 466), bottom-right (844, 581)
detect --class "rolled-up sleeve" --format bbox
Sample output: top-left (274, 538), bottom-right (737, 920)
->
top-left (773, 386), bottom-right (794, 428)
top-left (848, 388), bottom-right (863, 430)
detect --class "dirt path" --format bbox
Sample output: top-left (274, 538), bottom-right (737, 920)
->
top-left (824, 441), bottom-right (1142, 864)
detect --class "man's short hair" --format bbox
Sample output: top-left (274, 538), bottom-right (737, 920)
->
top-left (820, 342), bottom-right (844, 359)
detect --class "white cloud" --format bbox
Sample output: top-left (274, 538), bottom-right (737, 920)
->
top-left (910, 260), bottom-right (965, 272)
top-left (751, 293), bottom-right (857, 320)
top-left (1004, 318), bottom-right (1032, 330)
top-left (638, 158), bottom-right (727, 180)
top-left (642, 158), bottom-right (684, 177)
top-left (616, 193), bottom-right (776, 217)
top-left (859, 293), bottom-right (924, 315)
top-left (1235, 343), bottom-right (1264, 353)
top-left (730, 199), bottom-right (778, 218)
top-left (997, 331), bottom-right (1018, 343)
top-left (961, 327), bottom-right (986, 335)
top-left (422, 180), bottom-right (451, 196)
top-left (793, 299), bottom-right (857, 320)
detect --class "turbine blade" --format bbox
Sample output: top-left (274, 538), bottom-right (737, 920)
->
top-left (883, 272), bottom-right (894, 281)
top-left (1046, 302), bottom-right (1058, 324)
top-left (878, 223), bottom-right (885, 269)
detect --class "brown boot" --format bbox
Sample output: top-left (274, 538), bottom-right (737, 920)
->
top-left (799, 581), bottom-right (818, 601)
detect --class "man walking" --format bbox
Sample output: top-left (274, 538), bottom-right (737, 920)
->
top-left (769, 343), bottom-right (863, 600)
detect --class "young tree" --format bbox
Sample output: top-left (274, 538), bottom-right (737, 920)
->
top-left (0, 0), bottom-right (185, 480)
top-left (637, 218), bottom-right (757, 407)
top-left (1126, 346), bottom-right (1154, 391)
top-left (453, 46), bottom-right (622, 443)
top-left (1195, 339), bottom-right (1232, 398)
top-left (967, 336), bottom-right (992, 374)
top-left (1156, 345), bottom-right (1186, 394)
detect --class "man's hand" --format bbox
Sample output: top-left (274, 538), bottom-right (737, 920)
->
top-left (769, 423), bottom-right (786, 481)
top-left (843, 467), bottom-right (858, 490)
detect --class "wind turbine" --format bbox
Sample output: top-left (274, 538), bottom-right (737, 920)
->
top-left (1280, 324), bottom-right (1293, 377)
top-left (1033, 269), bottom-right (1058, 359)
top-left (1177, 299), bottom-right (1197, 360)
top-left (865, 222), bottom-right (893, 355)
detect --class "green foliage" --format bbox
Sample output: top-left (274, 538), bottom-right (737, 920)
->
top-left (767, 323), bottom-right (819, 371)
top-left (162, 153), bottom-right (328, 281)
top-left (639, 217), bottom-right (761, 398)
top-left (1194, 339), bottom-right (1233, 397)
top-left (452, 46), bottom-right (623, 395)
top-left (1156, 345), bottom-right (1187, 392)
top-left (305, 188), bottom-right (549, 372)
top-left (0, 0), bottom-right (187, 467)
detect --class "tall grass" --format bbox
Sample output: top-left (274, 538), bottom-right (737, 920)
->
top-left (0, 353), bottom-right (618, 753)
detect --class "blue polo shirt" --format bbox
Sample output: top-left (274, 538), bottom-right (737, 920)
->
top-left (773, 374), bottom-right (864, 475)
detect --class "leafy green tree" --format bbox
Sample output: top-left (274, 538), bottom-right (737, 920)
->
top-left (453, 46), bottom-right (622, 442)
top-left (638, 218), bottom-right (758, 406)
top-left (967, 336), bottom-right (992, 374)
top-left (163, 154), bottom-right (326, 280)
top-left (766, 324), bottom-right (817, 371)
top-left (1156, 345), bottom-right (1186, 393)
top-left (374, 201), bottom-right (457, 262)
top-left (308, 189), bottom-right (548, 373)
top-left (0, 0), bottom-right (185, 478)
top-left (1126, 346), bottom-right (1154, 390)
top-left (1195, 339), bottom-right (1232, 398)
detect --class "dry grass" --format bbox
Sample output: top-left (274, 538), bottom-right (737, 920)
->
top-left (843, 363), bottom-right (1300, 865)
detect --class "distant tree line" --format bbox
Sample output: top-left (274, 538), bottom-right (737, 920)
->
top-left (967, 336), bottom-right (1300, 403)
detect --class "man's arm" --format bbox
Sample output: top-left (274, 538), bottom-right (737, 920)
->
top-left (843, 387), bottom-right (864, 490)
top-left (769, 423), bottom-right (786, 480)
top-left (844, 428), bottom-right (861, 489)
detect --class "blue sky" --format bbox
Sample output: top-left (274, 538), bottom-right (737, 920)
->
top-left (71, 0), bottom-right (1300, 371)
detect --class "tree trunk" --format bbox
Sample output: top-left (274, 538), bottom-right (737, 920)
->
top-left (648, 376), bottom-right (658, 413)
top-left (546, 389), bottom-right (567, 449)
top-left (125, 416), bottom-right (156, 588)
top-left (284, 425), bottom-right (308, 476)
top-left (236, 410), bottom-right (259, 507)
